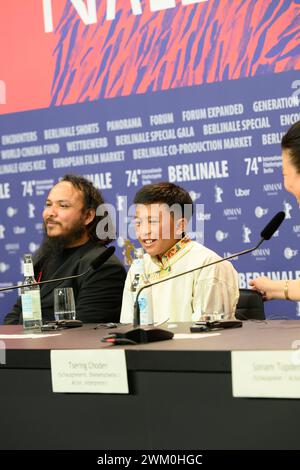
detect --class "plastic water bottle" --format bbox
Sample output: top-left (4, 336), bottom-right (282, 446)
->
top-left (21, 254), bottom-right (42, 330)
top-left (131, 248), bottom-right (153, 325)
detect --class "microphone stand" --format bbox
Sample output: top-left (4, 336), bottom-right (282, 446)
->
top-left (0, 246), bottom-right (115, 292)
top-left (0, 268), bottom-right (93, 292)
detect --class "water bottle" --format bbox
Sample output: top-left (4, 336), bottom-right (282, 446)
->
top-left (21, 254), bottom-right (42, 330)
top-left (131, 248), bottom-right (153, 325)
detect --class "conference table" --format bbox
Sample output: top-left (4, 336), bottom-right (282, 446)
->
top-left (0, 321), bottom-right (300, 450)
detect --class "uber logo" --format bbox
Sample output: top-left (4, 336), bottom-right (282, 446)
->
top-left (234, 188), bottom-right (250, 197)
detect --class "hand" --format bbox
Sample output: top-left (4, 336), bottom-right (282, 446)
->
top-left (249, 276), bottom-right (273, 300)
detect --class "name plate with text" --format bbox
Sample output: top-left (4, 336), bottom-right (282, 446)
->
top-left (231, 350), bottom-right (300, 398)
top-left (51, 349), bottom-right (129, 394)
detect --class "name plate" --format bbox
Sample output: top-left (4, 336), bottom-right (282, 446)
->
top-left (51, 349), bottom-right (129, 394)
top-left (231, 350), bottom-right (300, 398)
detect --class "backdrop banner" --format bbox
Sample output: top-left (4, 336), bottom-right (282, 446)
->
top-left (1, 1), bottom-right (300, 320)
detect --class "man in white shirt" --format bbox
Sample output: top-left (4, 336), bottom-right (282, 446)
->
top-left (120, 182), bottom-right (239, 324)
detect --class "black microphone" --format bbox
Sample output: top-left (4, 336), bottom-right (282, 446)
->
top-left (0, 246), bottom-right (115, 292)
top-left (260, 211), bottom-right (285, 240)
top-left (113, 211), bottom-right (285, 344)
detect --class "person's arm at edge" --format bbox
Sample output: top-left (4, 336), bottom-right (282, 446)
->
top-left (249, 276), bottom-right (300, 301)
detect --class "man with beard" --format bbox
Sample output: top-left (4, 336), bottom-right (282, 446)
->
top-left (4, 174), bottom-right (126, 324)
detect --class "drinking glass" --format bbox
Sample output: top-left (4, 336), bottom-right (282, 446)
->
top-left (54, 287), bottom-right (76, 321)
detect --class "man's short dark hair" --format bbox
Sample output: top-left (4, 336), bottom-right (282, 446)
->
top-left (281, 121), bottom-right (300, 173)
top-left (133, 182), bottom-right (193, 220)
top-left (61, 174), bottom-right (113, 244)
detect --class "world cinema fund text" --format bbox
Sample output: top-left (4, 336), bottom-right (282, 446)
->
top-left (97, 453), bottom-right (203, 466)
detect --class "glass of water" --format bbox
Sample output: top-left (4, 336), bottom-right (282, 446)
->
top-left (54, 287), bottom-right (76, 321)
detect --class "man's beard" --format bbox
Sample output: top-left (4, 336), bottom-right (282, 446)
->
top-left (36, 222), bottom-right (87, 260)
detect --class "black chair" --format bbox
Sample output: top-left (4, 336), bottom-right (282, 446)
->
top-left (235, 288), bottom-right (265, 320)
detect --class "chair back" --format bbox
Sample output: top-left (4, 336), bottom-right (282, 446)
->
top-left (235, 288), bottom-right (265, 320)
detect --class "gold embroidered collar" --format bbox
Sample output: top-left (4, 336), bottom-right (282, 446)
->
top-left (150, 236), bottom-right (192, 280)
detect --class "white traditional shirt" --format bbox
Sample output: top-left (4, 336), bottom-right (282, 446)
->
top-left (120, 237), bottom-right (239, 324)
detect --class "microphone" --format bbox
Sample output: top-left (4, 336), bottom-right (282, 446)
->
top-left (0, 246), bottom-right (115, 292)
top-left (112, 211), bottom-right (285, 344)
top-left (260, 211), bottom-right (285, 240)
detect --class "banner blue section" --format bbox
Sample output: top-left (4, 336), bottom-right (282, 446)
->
top-left (1, 70), bottom-right (300, 321)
